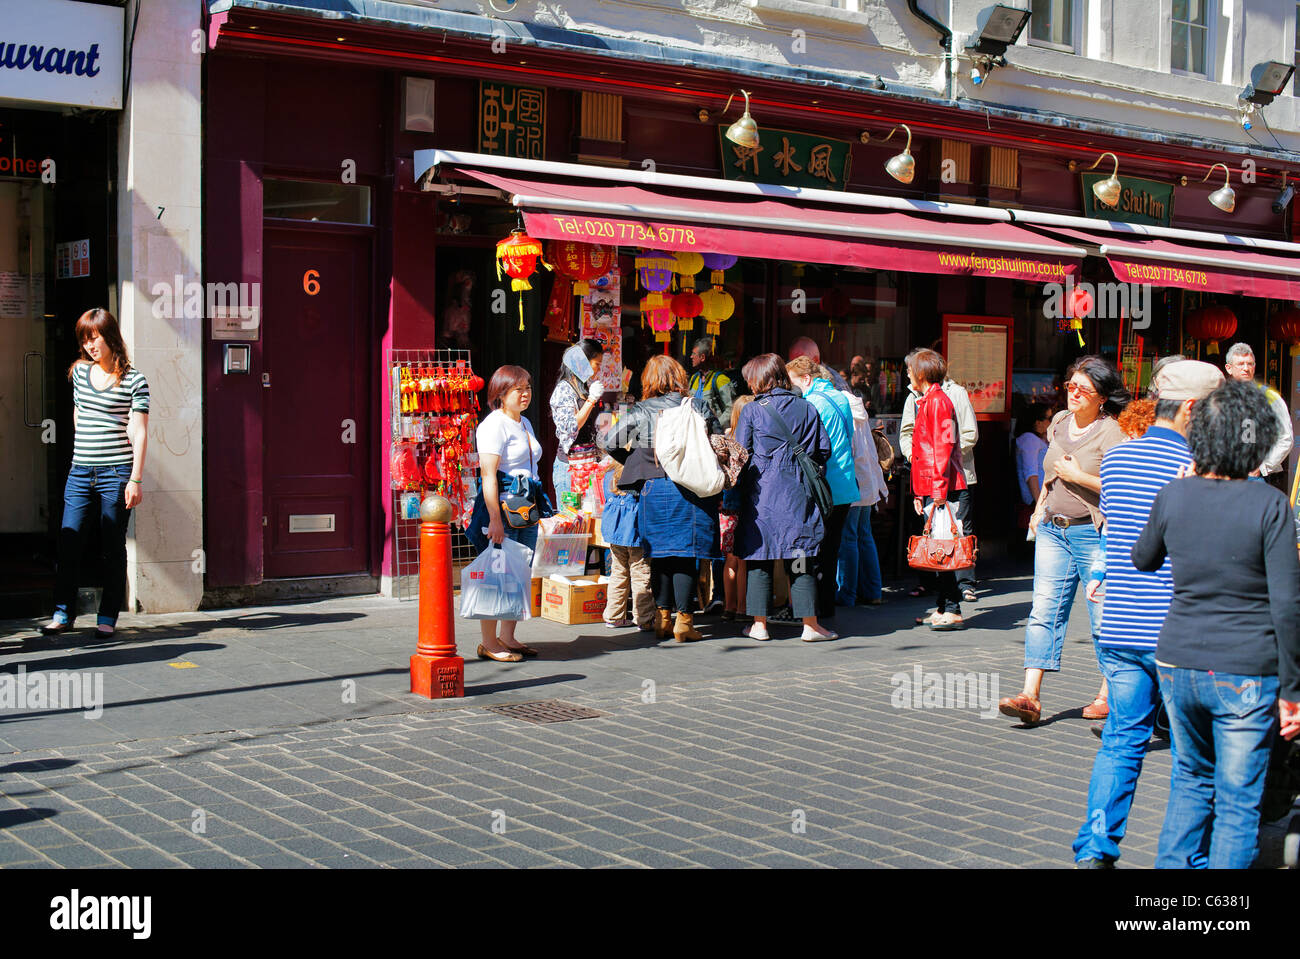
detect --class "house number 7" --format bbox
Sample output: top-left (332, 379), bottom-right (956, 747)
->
top-left (303, 269), bottom-right (320, 295)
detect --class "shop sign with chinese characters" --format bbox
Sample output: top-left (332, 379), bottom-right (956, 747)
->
top-left (479, 81), bottom-right (546, 160)
top-left (719, 127), bottom-right (851, 191)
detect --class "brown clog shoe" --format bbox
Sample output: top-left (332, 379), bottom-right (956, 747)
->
top-left (1081, 697), bottom-right (1109, 720)
top-left (998, 692), bottom-right (1041, 724)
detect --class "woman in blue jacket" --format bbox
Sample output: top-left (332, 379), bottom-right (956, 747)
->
top-left (734, 354), bottom-right (835, 642)
top-left (787, 357), bottom-right (858, 620)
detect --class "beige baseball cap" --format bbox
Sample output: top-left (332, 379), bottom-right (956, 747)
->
top-left (1152, 359), bottom-right (1224, 401)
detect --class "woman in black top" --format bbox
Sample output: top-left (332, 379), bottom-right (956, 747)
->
top-left (1133, 379), bottom-right (1300, 868)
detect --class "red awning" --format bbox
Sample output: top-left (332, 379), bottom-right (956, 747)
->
top-left (1024, 224), bottom-right (1300, 299)
top-left (456, 168), bottom-right (1085, 283)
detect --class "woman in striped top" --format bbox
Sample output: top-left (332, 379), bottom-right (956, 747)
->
top-left (41, 309), bottom-right (150, 638)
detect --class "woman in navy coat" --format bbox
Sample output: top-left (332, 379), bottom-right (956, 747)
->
top-left (733, 353), bottom-right (836, 642)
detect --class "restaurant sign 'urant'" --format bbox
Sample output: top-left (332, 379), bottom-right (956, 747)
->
top-left (0, 0), bottom-right (123, 110)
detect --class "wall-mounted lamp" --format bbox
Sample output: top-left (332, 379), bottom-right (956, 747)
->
top-left (881, 124), bottom-right (914, 184)
top-left (1077, 152), bottom-right (1122, 208)
top-left (965, 4), bottom-right (1031, 57)
top-left (722, 90), bottom-right (759, 149)
top-left (1202, 163), bottom-right (1236, 213)
top-left (859, 131), bottom-right (871, 144)
top-left (1242, 60), bottom-right (1297, 106)
top-left (697, 109), bottom-right (711, 123)
top-left (1274, 173), bottom-right (1294, 215)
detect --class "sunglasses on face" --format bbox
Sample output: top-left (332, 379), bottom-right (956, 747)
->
top-left (1065, 382), bottom-right (1097, 397)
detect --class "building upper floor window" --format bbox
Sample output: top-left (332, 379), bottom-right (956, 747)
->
top-left (1171, 0), bottom-right (1210, 76)
top-left (1030, 0), bottom-right (1075, 51)
top-left (1294, 2), bottom-right (1299, 94)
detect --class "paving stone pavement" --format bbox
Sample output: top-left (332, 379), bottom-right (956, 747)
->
top-left (0, 569), bottom-right (1291, 868)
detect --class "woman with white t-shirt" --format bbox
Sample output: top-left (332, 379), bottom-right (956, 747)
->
top-left (467, 365), bottom-right (547, 663)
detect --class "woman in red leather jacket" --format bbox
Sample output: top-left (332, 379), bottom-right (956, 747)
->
top-left (908, 348), bottom-right (968, 630)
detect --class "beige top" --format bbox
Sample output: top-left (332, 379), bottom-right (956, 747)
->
top-left (1040, 410), bottom-right (1125, 527)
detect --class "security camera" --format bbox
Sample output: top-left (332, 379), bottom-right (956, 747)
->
top-left (1274, 183), bottom-right (1295, 215)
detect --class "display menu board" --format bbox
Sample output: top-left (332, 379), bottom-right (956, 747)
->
top-left (942, 315), bottom-right (1013, 421)
top-left (579, 268), bottom-right (623, 392)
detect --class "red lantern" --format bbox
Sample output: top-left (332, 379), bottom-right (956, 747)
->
top-left (1185, 305), bottom-right (1237, 355)
top-left (643, 296), bottom-right (676, 350)
top-left (1270, 307), bottom-right (1300, 356)
top-left (551, 241), bottom-right (615, 296)
top-left (495, 229), bottom-right (550, 330)
top-left (1068, 285), bottom-right (1093, 319)
top-left (671, 291), bottom-right (704, 333)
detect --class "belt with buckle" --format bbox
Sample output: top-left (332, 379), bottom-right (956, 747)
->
top-left (1046, 513), bottom-right (1091, 529)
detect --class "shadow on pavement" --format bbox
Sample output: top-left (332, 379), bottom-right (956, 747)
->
top-left (0, 642), bottom-right (227, 674)
top-left (465, 673), bottom-right (587, 696)
top-left (0, 808), bottom-right (57, 830)
top-left (0, 610), bottom-right (369, 649)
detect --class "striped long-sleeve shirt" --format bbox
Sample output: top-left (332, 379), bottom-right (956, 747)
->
top-left (1097, 425), bottom-right (1192, 650)
top-left (71, 362), bottom-right (150, 466)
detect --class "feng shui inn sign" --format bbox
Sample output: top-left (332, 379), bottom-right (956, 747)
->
top-left (1080, 172), bottom-right (1175, 227)
top-left (719, 126), bottom-right (852, 192)
top-left (479, 81), bottom-right (547, 160)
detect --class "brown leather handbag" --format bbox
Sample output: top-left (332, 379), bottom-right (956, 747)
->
top-left (907, 503), bottom-right (977, 572)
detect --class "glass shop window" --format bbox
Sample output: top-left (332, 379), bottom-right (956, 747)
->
top-left (263, 178), bottom-right (372, 225)
top-left (772, 263), bottom-right (912, 415)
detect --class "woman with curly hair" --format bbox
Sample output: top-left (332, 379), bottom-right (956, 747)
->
top-left (999, 356), bottom-right (1130, 724)
top-left (1134, 379), bottom-right (1300, 867)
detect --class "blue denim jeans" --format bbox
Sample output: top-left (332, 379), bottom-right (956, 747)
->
top-left (1073, 646), bottom-right (1172, 864)
top-left (1024, 520), bottom-right (1103, 671)
top-left (836, 505), bottom-right (882, 605)
top-left (53, 463), bottom-right (133, 628)
top-left (552, 459), bottom-right (571, 499)
top-left (1156, 666), bottom-right (1279, 869)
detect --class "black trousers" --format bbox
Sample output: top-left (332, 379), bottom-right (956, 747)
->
top-left (921, 495), bottom-right (964, 614)
top-left (651, 557), bottom-right (699, 613)
top-left (917, 486), bottom-right (976, 592)
top-left (816, 504), bottom-right (851, 618)
top-left (747, 559), bottom-right (819, 619)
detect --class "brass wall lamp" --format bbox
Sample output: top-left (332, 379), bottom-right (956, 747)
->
top-left (1070, 152), bottom-right (1122, 208)
top-left (882, 124), bottom-right (914, 184)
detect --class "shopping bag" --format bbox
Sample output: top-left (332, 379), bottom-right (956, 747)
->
top-left (460, 538), bottom-right (534, 621)
top-left (654, 398), bottom-right (726, 498)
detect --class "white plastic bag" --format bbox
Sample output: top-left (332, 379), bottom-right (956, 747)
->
top-left (460, 538), bottom-right (533, 621)
top-left (922, 502), bottom-right (964, 541)
top-left (654, 397), bottom-right (725, 498)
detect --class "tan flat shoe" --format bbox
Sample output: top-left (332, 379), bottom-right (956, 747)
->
top-left (998, 693), bottom-right (1041, 724)
top-left (477, 644), bottom-right (522, 663)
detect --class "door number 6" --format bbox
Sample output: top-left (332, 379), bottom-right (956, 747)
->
top-left (303, 269), bottom-right (320, 295)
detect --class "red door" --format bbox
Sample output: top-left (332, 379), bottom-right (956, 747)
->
top-left (263, 228), bottom-right (372, 579)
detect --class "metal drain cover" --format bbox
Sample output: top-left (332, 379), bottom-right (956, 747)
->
top-left (484, 700), bottom-right (607, 724)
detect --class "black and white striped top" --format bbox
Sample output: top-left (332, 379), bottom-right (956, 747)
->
top-left (71, 362), bottom-right (150, 466)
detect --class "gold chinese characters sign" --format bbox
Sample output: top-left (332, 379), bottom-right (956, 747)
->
top-left (480, 81), bottom-right (546, 160)
top-left (718, 126), bottom-right (851, 191)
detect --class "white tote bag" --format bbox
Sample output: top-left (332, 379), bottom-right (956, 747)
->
top-left (653, 398), bottom-right (726, 498)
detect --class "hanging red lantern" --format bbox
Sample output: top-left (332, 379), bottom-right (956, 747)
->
top-left (550, 241), bottom-right (615, 296)
top-left (1270, 307), bottom-right (1300, 356)
top-left (671, 291), bottom-right (704, 333)
top-left (496, 229), bottom-right (550, 331)
top-left (1064, 284), bottom-right (1093, 347)
top-left (1185, 305), bottom-right (1237, 355)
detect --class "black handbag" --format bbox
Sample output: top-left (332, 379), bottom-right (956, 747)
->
top-left (500, 437), bottom-right (540, 530)
top-left (758, 397), bottom-right (835, 521)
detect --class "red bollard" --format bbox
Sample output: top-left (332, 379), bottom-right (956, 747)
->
top-left (410, 495), bottom-right (465, 698)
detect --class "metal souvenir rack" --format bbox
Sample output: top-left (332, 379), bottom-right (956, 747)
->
top-left (388, 348), bottom-right (481, 601)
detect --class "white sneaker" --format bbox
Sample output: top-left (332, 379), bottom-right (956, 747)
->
top-left (604, 618), bottom-right (632, 629)
top-left (801, 627), bottom-right (838, 642)
top-left (743, 624), bottom-right (771, 641)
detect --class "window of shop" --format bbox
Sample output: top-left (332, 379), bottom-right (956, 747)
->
top-left (264, 178), bottom-right (372, 225)
top-left (771, 263), bottom-right (911, 414)
top-left (1030, 0), bottom-right (1077, 52)
top-left (1171, 0), bottom-right (1211, 77)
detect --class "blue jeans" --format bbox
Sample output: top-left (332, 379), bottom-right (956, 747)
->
top-left (836, 505), bottom-right (882, 605)
top-left (1073, 646), bottom-right (1172, 864)
top-left (553, 459), bottom-right (571, 499)
top-left (1156, 666), bottom-right (1279, 869)
top-left (53, 463), bottom-right (133, 628)
top-left (1024, 520), bottom-right (1103, 671)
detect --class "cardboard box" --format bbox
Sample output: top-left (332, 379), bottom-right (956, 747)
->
top-left (591, 517), bottom-right (607, 548)
top-left (540, 576), bottom-right (607, 625)
top-left (530, 577), bottom-right (542, 618)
